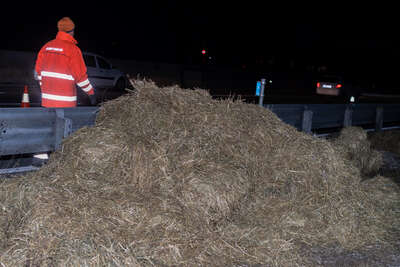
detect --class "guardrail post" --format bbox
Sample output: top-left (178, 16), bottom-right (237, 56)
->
top-left (302, 108), bottom-right (313, 134)
top-left (375, 106), bottom-right (383, 132)
top-left (258, 78), bottom-right (266, 107)
top-left (54, 109), bottom-right (72, 150)
top-left (343, 105), bottom-right (353, 127)
top-left (265, 104), bottom-right (273, 110)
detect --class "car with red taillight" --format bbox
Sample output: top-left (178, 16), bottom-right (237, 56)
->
top-left (316, 75), bottom-right (343, 96)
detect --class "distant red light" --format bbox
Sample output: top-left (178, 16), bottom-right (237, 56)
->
top-left (201, 49), bottom-right (206, 55)
top-left (336, 84), bottom-right (342, 88)
top-left (317, 82), bottom-right (320, 88)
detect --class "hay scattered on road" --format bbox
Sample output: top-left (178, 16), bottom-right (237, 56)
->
top-left (0, 80), bottom-right (399, 266)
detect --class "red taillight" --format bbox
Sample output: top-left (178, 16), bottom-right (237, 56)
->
top-left (336, 84), bottom-right (342, 88)
top-left (317, 82), bottom-right (320, 88)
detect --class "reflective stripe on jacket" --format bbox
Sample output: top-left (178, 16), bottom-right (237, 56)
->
top-left (35, 31), bottom-right (94, 107)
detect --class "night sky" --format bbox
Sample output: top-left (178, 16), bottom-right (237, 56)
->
top-left (1, 2), bottom-right (399, 81)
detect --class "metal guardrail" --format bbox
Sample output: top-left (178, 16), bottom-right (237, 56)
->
top-left (0, 104), bottom-right (400, 175)
top-left (0, 107), bottom-right (98, 156)
top-left (266, 103), bottom-right (400, 134)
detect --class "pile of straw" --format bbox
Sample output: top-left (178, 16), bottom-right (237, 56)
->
top-left (332, 127), bottom-right (383, 177)
top-left (0, 80), bottom-right (399, 266)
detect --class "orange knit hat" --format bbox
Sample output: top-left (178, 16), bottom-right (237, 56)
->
top-left (57, 17), bottom-right (75, 32)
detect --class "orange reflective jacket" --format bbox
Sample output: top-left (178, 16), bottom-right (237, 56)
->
top-left (35, 31), bottom-right (94, 107)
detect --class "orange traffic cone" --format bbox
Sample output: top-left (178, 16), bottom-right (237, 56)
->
top-left (21, 85), bottom-right (30, 108)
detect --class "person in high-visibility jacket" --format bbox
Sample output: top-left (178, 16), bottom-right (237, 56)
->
top-left (35, 17), bottom-right (96, 107)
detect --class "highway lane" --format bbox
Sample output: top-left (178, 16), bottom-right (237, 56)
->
top-left (1, 82), bottom-right (400, 107)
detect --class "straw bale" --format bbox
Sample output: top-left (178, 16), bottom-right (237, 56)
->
top-left (0, 80), bottom-right (399, 266)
